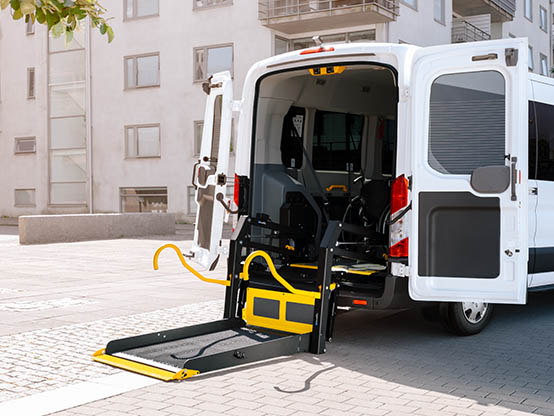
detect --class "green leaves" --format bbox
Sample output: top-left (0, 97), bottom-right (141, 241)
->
top-left (4, 0), bottom-right (113, 42)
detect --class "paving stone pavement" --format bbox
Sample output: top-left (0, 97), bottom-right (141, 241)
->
top-left (2, 229), bottom-right (554, 415)
top-left (51, 292), bottom-right (554, 416)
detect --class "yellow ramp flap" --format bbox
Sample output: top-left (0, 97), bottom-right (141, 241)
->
top-left (92, 349), bottom-right (199, 382)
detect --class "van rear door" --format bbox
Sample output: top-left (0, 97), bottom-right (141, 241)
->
top-left (191, 71), bottom-right (233, 270)
top-left (409, 40), bottom-right (528, 304)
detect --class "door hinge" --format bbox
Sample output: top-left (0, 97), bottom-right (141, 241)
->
top-left (529, 187), bottom-right (538, 196)
top-left (505, 48), bottom-right (519, 67)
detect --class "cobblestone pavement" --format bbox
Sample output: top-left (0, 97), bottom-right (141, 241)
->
top-left (2, 230), bottom-right (554, 416)
top-left (51, 291), bottom-right (554, 416)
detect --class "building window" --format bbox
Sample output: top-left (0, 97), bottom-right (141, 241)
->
top-left (429, 71), bottom-right (505, 175)
top-left (15, 137), bottom-right (36, 154)
top-left (540, 54), bottom-right (548, 76)
top-left (124, 0), bottom-right (159, 20)
top-left (524, 0), bottom-right (532, 21)
top-left (193, 44), bottom-right (233, 82)
top-left (125, 53), bottom-right (160, 89)
top-left (275, 30), bottom-right (376, 55)
top-left (401, 0), bottom-right (417, 10)
top-left (194, 0), bottom-right (232, 9)
top-left (539, 6), bottom-right (547, 32)
top-left (125, 124), bottom-right (161, 158)
top-left (433, 0), bottom-right (445, 24)
top-left (15, 189), bottom-right (36, 207)
top-left (27, 67), bottom-right (35, 99)
top-left (529, 46), bottom-right (534, 71)
top-left (194, 119), bottom-right (234, 155)
top-left (120, 187), bottom-right (168, 213)
top-left (48, 28), bottom-right (87, 206)
top-left (26, 18), bottom-right (34, 35)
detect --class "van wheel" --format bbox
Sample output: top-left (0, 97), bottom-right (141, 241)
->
top-left (439, 302), bottom-right (493, 336)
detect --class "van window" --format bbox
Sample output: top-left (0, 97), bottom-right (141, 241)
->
top-left (428, 71), bottom-right (505, 175)
top-left (529, 101), bottom-right (537, 180)
top-left (531, 100), bottom-right (554, 181)
top-left (313, 111), bottom-right (363, 171)
top-left (281, 106), bottom-right (305, 169)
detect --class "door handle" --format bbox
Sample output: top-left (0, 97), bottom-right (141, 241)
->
top-left (510, 156), bottom-right (518, 201)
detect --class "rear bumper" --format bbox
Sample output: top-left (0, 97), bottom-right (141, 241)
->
top-left (336, 275), bottom-right (415, 310)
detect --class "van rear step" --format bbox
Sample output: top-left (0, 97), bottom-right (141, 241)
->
top-left (93, 318), bottom-right (309, 381)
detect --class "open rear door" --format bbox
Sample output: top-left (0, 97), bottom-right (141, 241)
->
top-left (409, 39), bottom-right (528, 304)
top-left (191, 71), bottom-right (233, 270)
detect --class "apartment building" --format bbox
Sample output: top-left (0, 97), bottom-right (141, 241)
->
top-left (0, 0), bottom-right (551, 220)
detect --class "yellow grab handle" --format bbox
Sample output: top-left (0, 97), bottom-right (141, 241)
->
top-left (240, 250), bottom-right (321, 300)
top-left (153, 244), bottom-right (230, 287)
top-left (325, 185), bottom-right (348, 192)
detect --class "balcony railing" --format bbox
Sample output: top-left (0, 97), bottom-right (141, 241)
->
top-left (452, 19), bottom-right (491, 43)
top-left (452, 0), bottom-right (515, 22)
top-left (259, 0), bottom-right (399, 34)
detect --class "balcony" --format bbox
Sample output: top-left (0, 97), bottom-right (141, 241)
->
top-left (452, 18), bottom-right (492, 43)
top-left (258, 0), bottom-right (399, 34)
top-left (452, 0), bottom-right (515, 22)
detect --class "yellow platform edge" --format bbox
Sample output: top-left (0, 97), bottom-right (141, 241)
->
top-left (92, 349), bottom-right (199, 382)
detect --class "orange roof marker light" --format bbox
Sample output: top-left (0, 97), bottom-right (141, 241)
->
top-left (300, 46), bottom-right (335, 55)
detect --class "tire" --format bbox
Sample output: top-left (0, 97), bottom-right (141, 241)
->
top-left (439, 302), bottom-right (494, 336)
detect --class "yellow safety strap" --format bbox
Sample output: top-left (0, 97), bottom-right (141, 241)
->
top-left (153, 244), bottom-right (230, 287)
top-left (240, 251), bottom-right (321, 300)
top-left (325, 185), bottom-right (348, 192)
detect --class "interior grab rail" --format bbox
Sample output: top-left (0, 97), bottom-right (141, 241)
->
top-left (153, 244), bottom-right (231, 287)
top-left (240, 250), bottom-right (321, 300)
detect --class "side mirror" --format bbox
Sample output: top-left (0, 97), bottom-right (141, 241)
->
top-left (470, 165), bottom-right (510, 194)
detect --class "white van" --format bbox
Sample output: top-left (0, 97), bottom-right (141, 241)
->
top-left (190, 38), bottom-right (551, 337)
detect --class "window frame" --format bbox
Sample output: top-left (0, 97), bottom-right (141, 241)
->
top-left (123, 0), bottom-right (160, 21)
top-left (539, 6), bottom-right (548, 32)
top-left (400, 0), bottom-right (417, 11)
top-left (524, 0), bottom-right (533, 21)
top-left (193, 119), bottom-right (235, 156)
top-left (193, 0), bottom-right (233, 10)
top-left (120, 186), bottom-right (168, 213)
top-left (124, 123), bottom-right (162, 159)
top-left (529, 45), bottom-right (534, 71)
top-left (25, 18), bottom-right (34, 35)
top-left (124, 52), bottom-right (161, 89)
top-left (193, 43), bottom-right (234, 82)
top-left (433, 0), bottom-right (445, 25)
top-left (540, 53), bottom-right (548, 76)
top-left (27, 67), bottom-right (35, 99)
top-left (276, 29), bottom-right (377, 55)
top-left (14, 137), bottom-right (37, 154)
top-left (14, 188), bottom-right (36, 207)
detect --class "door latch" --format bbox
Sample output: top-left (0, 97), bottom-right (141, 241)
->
top-left (505, 249), bottom-right (514, 257)
top-left (529, 187), bottom-right (538, 196)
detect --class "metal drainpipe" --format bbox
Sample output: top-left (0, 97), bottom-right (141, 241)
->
top-left (86, 19), bottom-right (93, 213)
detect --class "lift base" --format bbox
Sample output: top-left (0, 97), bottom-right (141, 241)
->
top-left (93, 318), bottom-right (310, 381)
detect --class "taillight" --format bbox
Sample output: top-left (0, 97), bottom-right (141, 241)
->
top-left (300, 46), bottom-right (335, 55)
top-left (391, 175), bottom-right (409, 215)
top-left (233, 173), bottom-right (240, 210)
top-left (390, 175), bottom-right (410, 258)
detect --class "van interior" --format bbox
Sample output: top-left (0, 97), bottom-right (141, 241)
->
top-left (248, 63), bottom-right (399, 297)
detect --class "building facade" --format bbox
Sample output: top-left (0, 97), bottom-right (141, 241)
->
top-left (0, 0), bottom-right (551, 220)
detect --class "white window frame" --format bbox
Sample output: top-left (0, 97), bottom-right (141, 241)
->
top-left (124, 52), bottom-right (160, 89)
top-left (193, 44), bottom-right (234, 82)
top-left (120, 187), bottom-right (168, 213)
top-left (193, 0), bottom-right (233, 10)
top-left (27, 67), bottom-right (35, 99)
top-left (14, 189), bottom-right (36, 207)
top-left (124, 0), bottom-right (159, 20)
top-left (125, 123), bottom-right (161, 158)
top-left (540, 53), bottom-right (548, 76)
top-left (276, 30), bottom-right (377, 55)
top-left (529, 45), bottom-right (534, 71)
top-left (400, 0), bottom-right (417, 11)
top-left (539, 6), bottom-right (547, 32)
top-left (433, 0), bottom-right (445, 25)
top-left (14, 137), bottom-right (36, 154)
top-left (524, 0), bottom-right (533, 21)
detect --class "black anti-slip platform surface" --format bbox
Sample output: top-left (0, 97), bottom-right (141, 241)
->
top-left (121, 327), bottom-right (286, 369)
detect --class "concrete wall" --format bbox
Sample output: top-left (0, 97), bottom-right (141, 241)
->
top-left (19, 213), bottom-right (176, 245)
